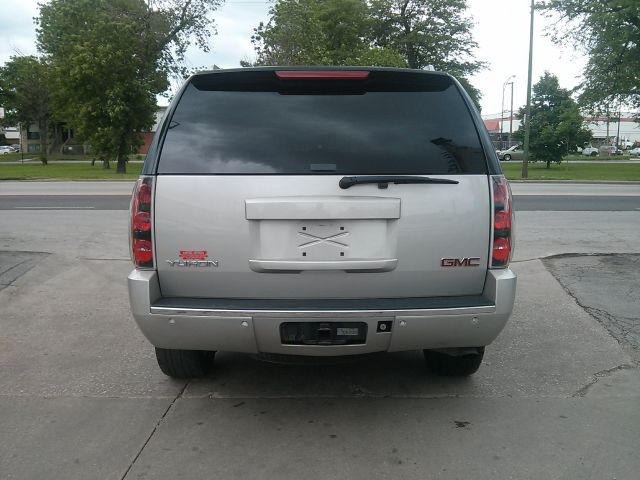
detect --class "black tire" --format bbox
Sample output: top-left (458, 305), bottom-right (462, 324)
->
top-left (155, 347), bottom-right (215, 378)
top-left (503, 154), bottom-right (511, 161)
top-left (590, 151), bottom-right (597, 157)
top-left (424, 347), bottom-right (485, 376)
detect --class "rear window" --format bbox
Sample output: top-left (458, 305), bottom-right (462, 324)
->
top-left (157, 71), bottom-right (487, 175)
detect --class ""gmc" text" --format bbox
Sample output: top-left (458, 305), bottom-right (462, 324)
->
top-left (441, 257), bottom-right (481, 267)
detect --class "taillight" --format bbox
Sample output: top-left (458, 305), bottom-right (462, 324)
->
top-left (130, 176), bottom-right (154, 268)
top-left (275, 70), bottom-right (370, 80)
top-left (491, 175), bottom-right (514, 268)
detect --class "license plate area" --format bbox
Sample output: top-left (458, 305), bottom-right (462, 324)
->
top-left (280, 322), bottom-right (368, 346)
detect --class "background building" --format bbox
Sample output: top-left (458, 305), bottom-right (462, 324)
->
top-left (1, 106), bottom-right (167, 155)
top-left (483, 112), bottom-right (640, 150)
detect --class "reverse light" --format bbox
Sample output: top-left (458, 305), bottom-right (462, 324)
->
top-left (130, 176), bottom-right (154, 268)
top-left (490, 175), bottom-right (514, 268)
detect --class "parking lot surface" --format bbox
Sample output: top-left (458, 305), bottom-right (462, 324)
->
top-left (1, 200), bottom-right (639, 479)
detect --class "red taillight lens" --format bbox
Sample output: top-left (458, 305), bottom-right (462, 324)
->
top-left (492, 237), bottom-right (511, 265)
top-left (494, 210), bottom-right (511, 231)
top-left (130, 176), bottom-right (154, 268)
top-left (132, 239), bottom-right (153, 264)
top-left (138, 183), bottom-right (152, 204)
top-left (491, 175), bottom-right (514, 268)
top-left (133, 212), bottom-right (151, 232)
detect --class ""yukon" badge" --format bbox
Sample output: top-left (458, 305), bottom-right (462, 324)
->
top-left (167, 259), bottom-right (219, 267)
top-left (167, 250), bottom-right (219, 267)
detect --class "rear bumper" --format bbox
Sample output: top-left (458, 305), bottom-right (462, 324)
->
top-left (128, 269), bottom-right (516, 355)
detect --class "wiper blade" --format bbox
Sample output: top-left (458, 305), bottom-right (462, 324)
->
top-left (339, 175), bottom-right (459, 189)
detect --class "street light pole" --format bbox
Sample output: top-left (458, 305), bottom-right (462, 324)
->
top-left (19, 122), bottom-right (24, 163)
top-left (500, 87), bottom-right (505, 149)
top-left (508, 81), bottom-right (514, 147)
top-left (616, 105), bottom-right (622, 150)
top-left (522, 0), bottom-right (535, 179)
top-left (501, 75), bottom-right (515, 150)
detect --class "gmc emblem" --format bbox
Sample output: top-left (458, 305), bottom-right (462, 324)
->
top-left (441, 257), bottom-right (481, 267)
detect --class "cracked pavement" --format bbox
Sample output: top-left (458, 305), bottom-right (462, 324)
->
top-left (0, 210), bottom-right (639, 479)
top-left (544, 254), bottom-right (640, 362)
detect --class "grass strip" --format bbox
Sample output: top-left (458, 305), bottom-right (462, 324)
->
top-left (1, 160), bottom-right (639, 182)
top-left (0, 162), bottom-right (143, 180)
top-left (501, 162), bottom-right (640, 181)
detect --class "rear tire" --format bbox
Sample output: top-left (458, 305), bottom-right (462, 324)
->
top-left (424, 347), bottom-right (484, 376)
top-left (590, 151), bottom-right (597, 157)
top-left (503, 154), bottom-right (511, 161)
top-left (155, 348), bottom-right (215, 378)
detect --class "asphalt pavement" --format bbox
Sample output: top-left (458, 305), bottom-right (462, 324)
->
top-left (2, 180), bottom-right (640, 196)
top-left (544, 254), bottom-right (640, 363)
top-left (0, 181), bottom-right (639, 211)
top-left (2, 194), bottom-right (640, 211)
top-left (1, 183), bottom-right (639, 479)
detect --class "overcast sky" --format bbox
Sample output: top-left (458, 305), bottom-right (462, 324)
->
top-left (0, 0), bottom-right (586, 115)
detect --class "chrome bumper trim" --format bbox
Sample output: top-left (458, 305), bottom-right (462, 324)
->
top-left (149, 304), bottom-right (496, 318)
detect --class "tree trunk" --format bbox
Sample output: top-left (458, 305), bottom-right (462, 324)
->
top-left (546, 160), bottom-right (551, 169)
top-left (406, 45), bottom-right (418, 69)
top-left (39, 120), bottom-right (48, 165)
top-left (116, 156), bottom-right (127, 174)
top-left (102, 157), bottom-right (110, 169)
top-left (399, 1), bottom-right (418, 68)
top-left (50, 123), bottom-right (63, 155)
top-left (116, 132), bottom-right (128, 174)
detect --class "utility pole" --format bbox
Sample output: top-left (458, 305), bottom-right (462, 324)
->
top-left (522, 0), bottom-right (535, 179)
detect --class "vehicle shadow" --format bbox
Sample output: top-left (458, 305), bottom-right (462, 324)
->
top-left (184, 350), bottom-right (483, 399)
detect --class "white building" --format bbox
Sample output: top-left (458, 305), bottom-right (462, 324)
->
top-left (0, 107), bottom-right (21, 144)
top-left (482, 111), bottom-right (640, 148)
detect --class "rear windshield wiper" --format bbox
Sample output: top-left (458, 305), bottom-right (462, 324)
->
top-left (339, 175), bottom-right (459, 189)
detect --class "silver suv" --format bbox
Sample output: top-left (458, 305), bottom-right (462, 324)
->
top-left (128, 67), bottom-right (516, 378)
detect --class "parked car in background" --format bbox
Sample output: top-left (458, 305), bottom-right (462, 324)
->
top-left (599, 145), bottom-right (619, 156)
top-left (629, 147), bottom-right (640, 156)
top-left (582, 145), bottom-right (599, 157)
top-left (128, 67), bottom-right (517, 379)
top-left (0, 146), bottom-right (14, 154)
top-left (496, 144), bottom-right (524, 161)
top-left (9, 144), bottom-right (20, 152)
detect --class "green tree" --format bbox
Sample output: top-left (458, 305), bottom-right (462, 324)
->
top-left (36, 0), bottom-right (222, 173)
top-left (251, 0), bottom-right (407, 67)
top-left (249, 0), bottom-right (483, 106)
top-left (514, 72), bottom-right (591, 168)
top-left (369, 0), bottom-right (485, 106)
top-left (0, 56), bottom-right (52, 164)
top-left (539, 0), bottom-right (640, 112)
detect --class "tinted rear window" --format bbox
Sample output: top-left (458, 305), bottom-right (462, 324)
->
top-left (157, 71), bottom-right (487, 175)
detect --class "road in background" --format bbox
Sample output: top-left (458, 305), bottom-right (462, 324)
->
top-left (0, 180), bottom-right (135, 195)
top-left (0, 195), bottom-right (131, 210)
top-left (2, 180), bottom-right (640, 196)
top-left (1, 181), bottom-right (639, 211)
